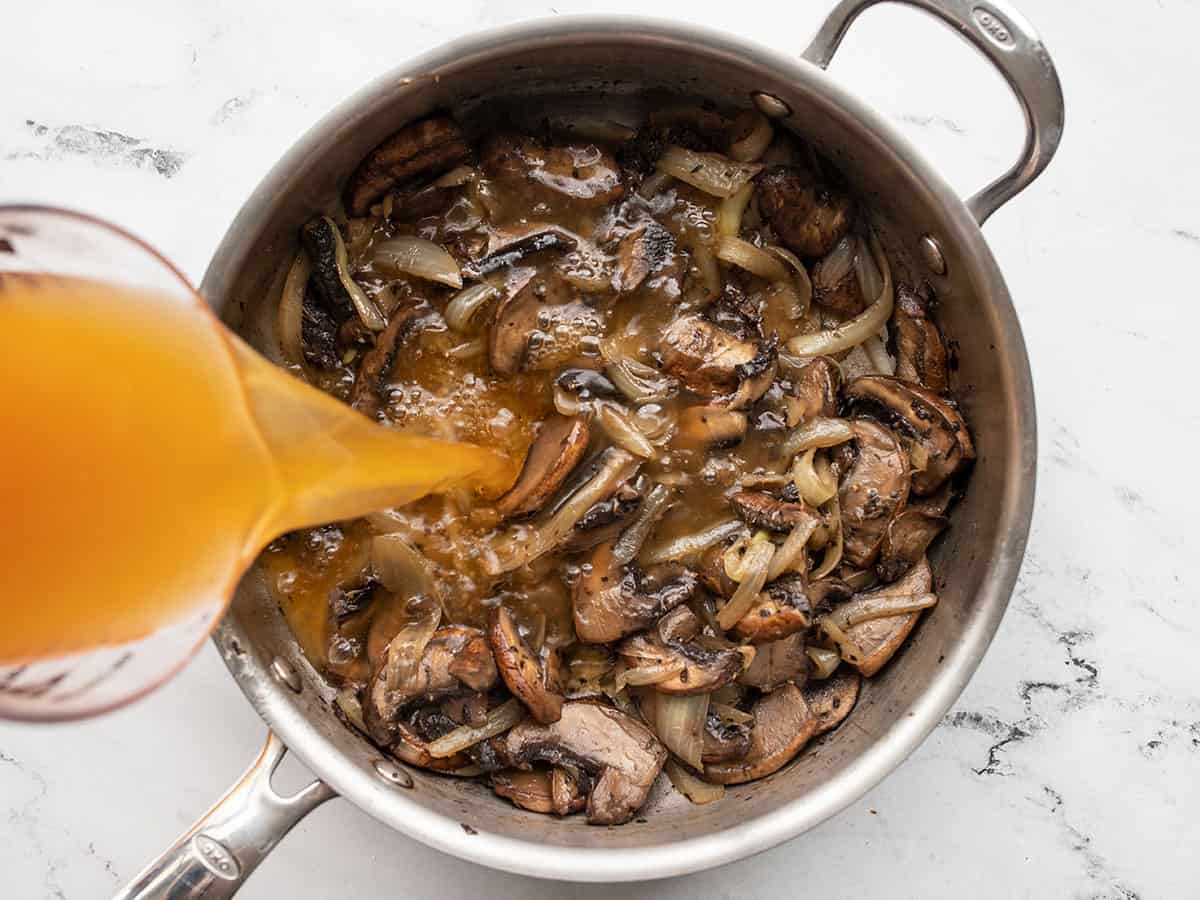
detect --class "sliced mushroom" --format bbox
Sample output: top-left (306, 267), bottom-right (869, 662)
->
top-left (729, 490), bottom-right (814, 533)
top-left (839, 418), bottom-right (911, 568)
top-left (657, 604), bottom-right (703, 644)
top-left (892, 285), bottom-right (948, 393)
top-left (618, 632), bottom-right (751, 695)
top-left (675, 405), bottom-right (748, 449)
top-left (738, 632), bottom-right (808, 691)
top-left (757, 164), bottom-right (854, 258)
top-left (563, 479), bottom-right (645, 553)
top-left (491, 766), bottom-right (587, 816)
top-left (390, 718), bottom-right (472, 772)
top-left (877, 509), bottom-right (948, 584)
top-left (803, 667), bottom-right (861, 735)
top-left (489, 606), bottom-right (564, 724)
top-left (301, 216), bottom-right (386, 332)
top-left (463, 224), bottom-right (579, 279)
top-left (366, 625), bottom-right (497, 744)
top-left (695, 542), bottom-right (738, 598)
top-left (702, 712), bottom-right (753, 764)
top-left (344, 117), bottom-right (471, 217)
top-left (808, 577), bottom-right (855, 617)
top-left (703, 683), bottom-right (817, 784)
top-left (811, 236), bottom-right (866, 316)
top-left (493, 700), bottom-right (667, 825)
top-left (612, 220), bottom-right (676, 293)
top-left (495, 415), bottom-right (590, 520)
top-left (660, 315), bottom-right (775, 407)
top-left (555, 367), bottom-right (620, 401)
top-left (842, 557), bottom-right (932, 677)
top-left (844, 375), bottom-right (975, 496)
top-left (732, 573), bottom-right (811, 644)
top-left (349, 301), bottom-right (428, 416)
top-left (300, 280), bottom-right (340, 370)
top-left (785, 356), bottom-right (841, 426)
top-left (489, 271), bottom-right (605, 376)
top-left (573, 541), bottom-right (699, 643)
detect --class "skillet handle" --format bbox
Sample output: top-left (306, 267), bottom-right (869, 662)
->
top-left (112, 731), bottom-right (337, 900)
top-left (802, 0), bottom-right (1064, 225)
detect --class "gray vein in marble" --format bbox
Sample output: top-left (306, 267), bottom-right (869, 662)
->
top-left (1171, 227), bottom-right (1199, 244)
top-left (1037, 787), bottom-right (1139, 900)
top-left (897, 113), bottom-right (965, 134)
top-left (7, 120), bottom-right (187, 178)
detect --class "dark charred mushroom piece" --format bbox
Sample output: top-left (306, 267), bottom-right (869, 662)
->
top-left (839, 418), bottom-right (911, 568)
top-left (786, 356), bottom-right (841, 426)
top-left (491, 767), bottom-right (587, 816)
top-left (733, 573), bottom-right (811, 644)
top-left (660, 315), bottom-right (774, 407)
top-left (489, 271), bottom-right (605, 376)
top-left (757, 164), bottom-right (854, 258)
top-left (675, 405), bottom-right (748, 448)
top-left (556, 368), bottom-right (620, 401)
top-left (489, 606), bottom-right (564, 724)
top-left (365, 625), bottom-right (498, 744)
top-left (841, 557), bottom-right (933, 677)
top-left (738, 632), bottom-right (808, 691)
top-left (494, 700), bottom-right (667, 825)
top-left (301, 216), bottom-right (386, 332)
top-left (814, 261), bottom-right (865, 316)
top-left (344, 117), bottom-right (471, 217)
top-left (574, 542), bottom-right (699, 644)
top-left (704, 683), bottom-right (818, 784)
top-left (463, 225), bottom-right (579, 279)
top-left (843, 375), bottom-right (975, 496)
top-left (495, 414), bottom-right (590, 520)
top-left (877, 509), bottom-right (948, 583)
top-left (702, 712), bottom-right (753, 764)
top-left (729, 491), bottom-right (815, 533)
top-left (562, 479), bottom-right (644, 553)
top-left (612, 221), bottom-right (676, 293)
top-left (808, 577), bottom-right (855, 618)
top-left (892, 285), bottom-right (949, 393)
top-left (618, 632), bottom-right (751, 695)
top-left (657, 604), bottom-right (703, 644)
top-left (389, 718), bottom-right (472, 772)
top-left (349, 301), bottom-right (428, 417)
top-left (804, 667), bottom-right (861, 735)
top-left (300, 281), bottom-right (340, 370)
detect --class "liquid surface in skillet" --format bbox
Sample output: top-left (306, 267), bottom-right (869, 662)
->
top-left (261, 104), bottom-right (974, 824)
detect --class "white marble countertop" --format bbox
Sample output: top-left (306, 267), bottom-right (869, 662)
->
top-left (1, 1), bottom-right (1195, 897)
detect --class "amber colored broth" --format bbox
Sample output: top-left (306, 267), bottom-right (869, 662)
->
top-left (0, 274), bottom-right (508, 663)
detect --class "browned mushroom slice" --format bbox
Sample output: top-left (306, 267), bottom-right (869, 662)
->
top-left (738, 632), bottom-right (808, 691)
top-left (561, 479), bottom-right (645, 553)
top-left (892, 285), bottom-right (948, 393)
top-left (657, 604), bottom-right (703, 644)
top-left (344, 117), bottom-right (471, 217)
top-left (494, 700), bottom-right (667, 825)
top-left (696, 543), bottom-right (738, 598)
top-left (703, 683), bottom-right (818, 784)
top-left (573, 542), bottom-right (699, 643)
top-left (390, 718), bottom-right (472, 772)
top-left (842, 557), bottom-right (933, 677)
top-left (844, 375), bottom-right (975, 496)
top-left (839, 418), bottom-right (911, 568)
top-left (729, 491), bottom-right (815, 533)
top-left (618, 633), bottom-right (751, 695)
top-left (489, 271), bottom-right (605, 377)
top-left (464, 224), bottom-right (579, 279)
top-left (489, 606), bottom-right (564, 724)
top-left (491, 767), bottom-right (586, 816)
top-left (349, 301), bottom-right (428, 416)
top-left (675, 405), bottom-right (748, 449)
top-left (785, 356), bottom-right (841, 426)
top-left (659, 315), bottom-right (774, 407)
top-left (613, 220), bottom-right (676, 293)
top-left (495, 415), bottom-right (590, 520)
top-left (702, 712), bottom-right (752, 764)
top-left (757, 165), bottom-right (854, 258)
top-left (877, 509), bottom-right (948, 583)
top-left (366, 625), bottom-right (498, 743)
top-left (804, 667), bottom-right (861, 735)
top-left (481, 134), bottom-right (624, 212)
top-left (732, 573), bottom-right (811, 644)
top-left (808, 577), bottom-right (855, 617)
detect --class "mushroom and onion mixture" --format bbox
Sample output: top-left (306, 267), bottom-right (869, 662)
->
top-left (264, 105), bottom-right (974, 825)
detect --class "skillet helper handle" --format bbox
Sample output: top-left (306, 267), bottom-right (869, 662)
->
top-left (803, 0), bottom-right (1064, 224)
top-left (112, 731), bottom-right (336, 900)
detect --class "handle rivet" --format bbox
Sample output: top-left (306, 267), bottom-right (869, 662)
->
top-left (373, 758), bottom-right (415, 788)
top-left (269, 656), bottom-right (302, 693)
top-left (752, 92), bottom-right (791, 119)
top-left (919, 235), bottom-right (947, 275)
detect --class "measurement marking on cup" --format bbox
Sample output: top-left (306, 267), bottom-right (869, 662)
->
top-left (972, 7), bottom-right (1014, 47)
